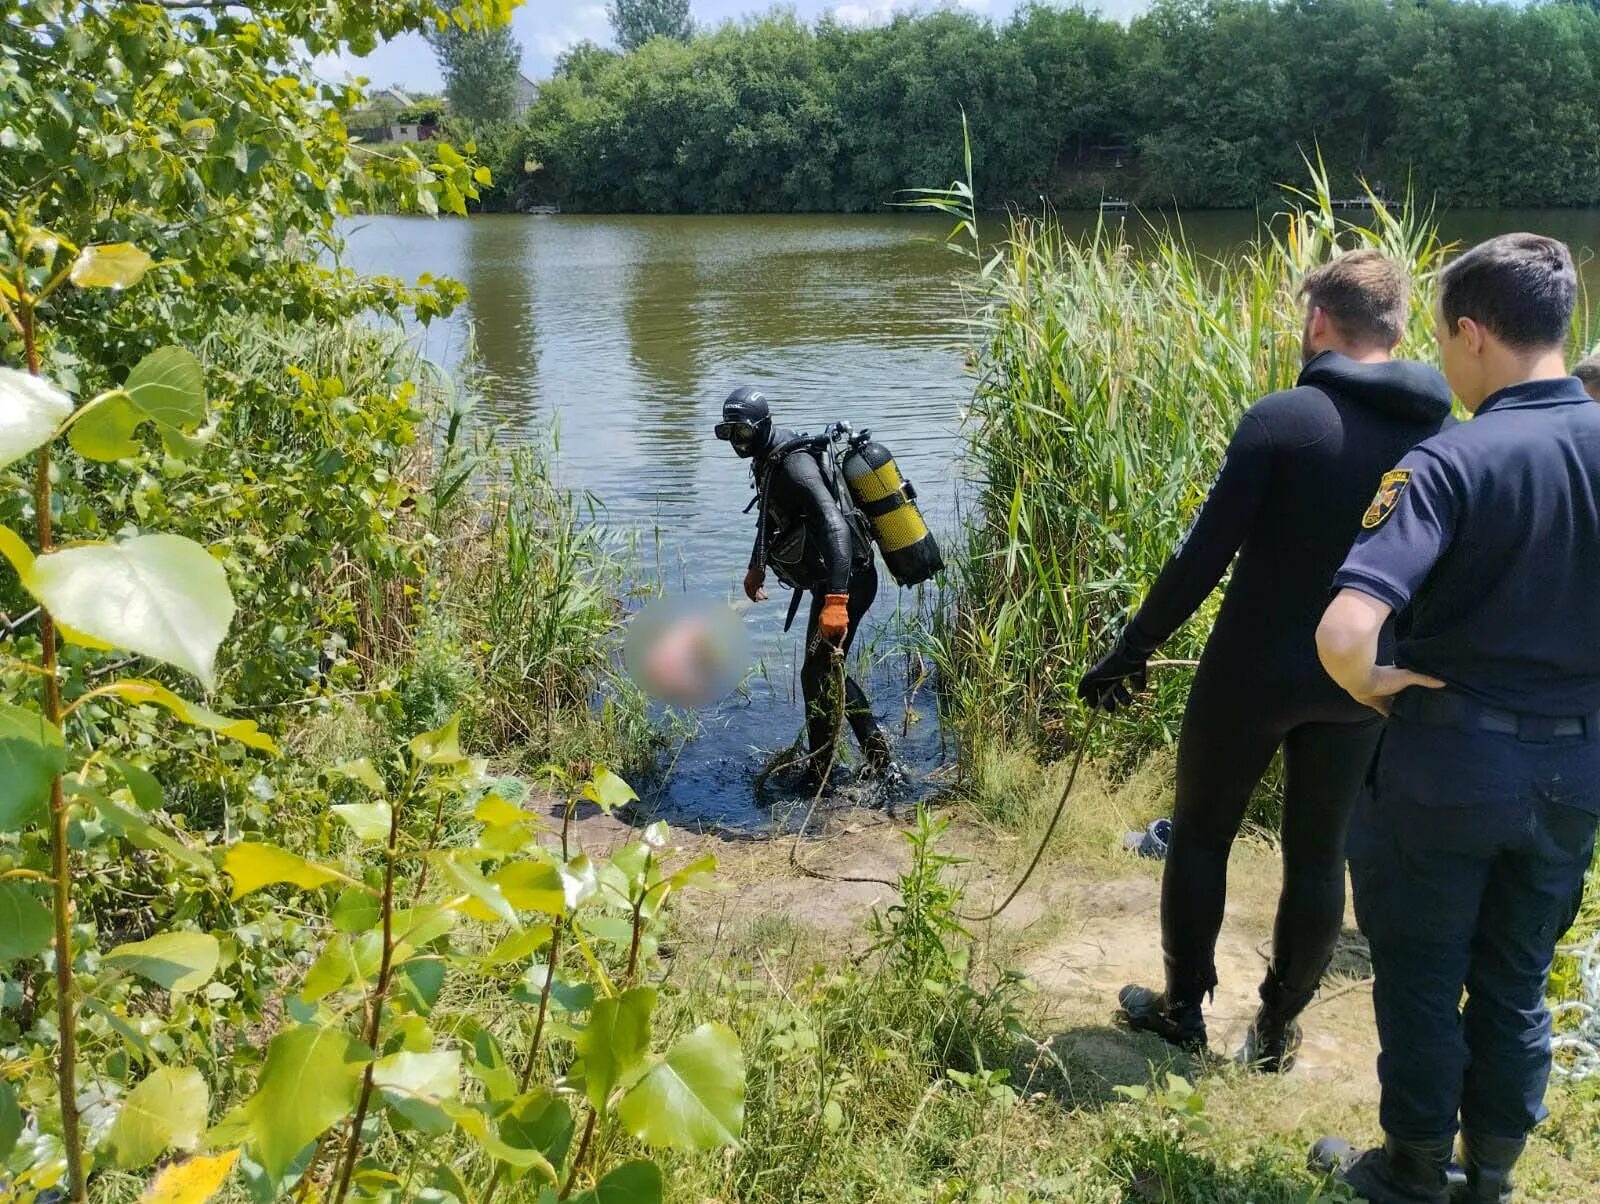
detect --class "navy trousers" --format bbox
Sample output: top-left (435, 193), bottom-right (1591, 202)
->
top-left (1349, 707), bottom-right (1599, 1142)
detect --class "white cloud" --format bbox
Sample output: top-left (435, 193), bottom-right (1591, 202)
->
top-left (529, 4), bottom-right (611, 60)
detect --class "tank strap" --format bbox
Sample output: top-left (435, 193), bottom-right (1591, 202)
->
top-left (855, 492), bottom-right (904, 520)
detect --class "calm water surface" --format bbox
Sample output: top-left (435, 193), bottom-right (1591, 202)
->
top-left (337, 209), bottom-right (1600, 828)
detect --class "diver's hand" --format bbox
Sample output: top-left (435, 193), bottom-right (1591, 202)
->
top-left (744, 567), bottom-right (768, 604)
top-left (1077, 640), bottom-right (1149, 713)
top-left (819, 593), bottom-right (850, 645)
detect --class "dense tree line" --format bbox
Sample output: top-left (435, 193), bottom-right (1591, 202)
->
top-left (475, 0), bottom-right (1600, 212)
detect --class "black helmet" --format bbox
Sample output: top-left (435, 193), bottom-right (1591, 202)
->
top-left (714, 386), bottom-right (773, 459)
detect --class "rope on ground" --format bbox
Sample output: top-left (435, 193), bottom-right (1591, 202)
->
top-left (785, 643), bottom-right (900, 890)
top-left (955, 712), bottom-right (1099, 924)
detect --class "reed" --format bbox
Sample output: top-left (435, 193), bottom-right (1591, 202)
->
top-left (928, 163), bottom-right (1453, 756)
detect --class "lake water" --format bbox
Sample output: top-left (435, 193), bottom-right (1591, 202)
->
top-left (338, 209), bottom-right (1600, 829)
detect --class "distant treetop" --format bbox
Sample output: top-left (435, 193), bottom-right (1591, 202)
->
top-left (608, 0), bottom-right (694, 53)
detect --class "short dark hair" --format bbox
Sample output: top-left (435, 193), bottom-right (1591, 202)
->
top-left (1576, 353), bottom-right (1600, 393)
top-left (1298, 249), bottom-right (1409, 347)
top-left (1439, 233), bottom-right (1576, 350)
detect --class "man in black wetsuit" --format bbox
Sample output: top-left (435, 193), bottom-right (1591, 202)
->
top-left (716, 386), bottom-right (894, 785)
top-left (1077, 250), bottom-right (1453, 1070)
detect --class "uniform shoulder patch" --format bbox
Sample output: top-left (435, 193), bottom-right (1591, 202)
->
top-left (1361, 468), bottom-right (1412, 530)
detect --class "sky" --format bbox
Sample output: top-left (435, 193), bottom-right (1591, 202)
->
top-left (314, 0), bottom-right (1149, 94)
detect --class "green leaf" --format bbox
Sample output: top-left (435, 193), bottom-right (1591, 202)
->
top-left (105, 932), bottom-right (220, 994)
top-left (70, 242), bottom-right (153, 289)
top-left (473, 793), bottom-right (524, 828)
top-left (500, 1090), bottom-right (574, 1175)
top-left (71, 347), bottom-right (208, 461)
top-left (669, 854), bottom-right (717, 891)
top-left (617, 1023), bottom-right (744, 1151)
top-left (582, 766), bottom-right (637, 814)
top-left (333, 758), bottom-right (385, 792)
top-left (0, 1078), bottom-right (21, 1162)
top-left (106, 1066), bottom-right (208, 1169)
top-left (25, 535), bottom-right (235, 689)
top-left (137, 1149), bottom-right (239, 1204)
top-left (331, 887), bottom-right (380, 934)
top-left (0, 522), bottom-right (35, 579)
top-left (491, 860), bottom-right (566, 914)
top-left (93, 796), bottom-right (213, 874)
top-left (561, 854), bottom-right (599, 910)
top-left (409, 714), bottom-right (463, 765)
top-left (568, 1160), bottom-right (663, 1204)
top-left (299, 934), bottom-right (359, 1004)
top-left (439, 854), bottom-right (519, 926)
top-left (109, 758), bottom-right (164, 810)
top-left (0, 882), bottom-right (52, 962)
top-left (93, 681), bottom-right (276, 753)
top-left (241, 1025), bottom-right (370, 1179)
top-left (577, 986), bottom-right (655, 1115)
top-left (395, 957), bottom-right (447, 1015)
top-left (331, 802), bottom-right (391, 843)
top-left (443, 1102), bottom-right (558, 1181)
top-left (0, 366), bottom-right (73, 469)
top-left (373, 1050), bottom-right (459, 1135)
top-left (484, 924), bottom-right (553, 967)
top-left (0, 702), bottom-right (66, 831)
top-left (223, 842), bottom-right (354, 899)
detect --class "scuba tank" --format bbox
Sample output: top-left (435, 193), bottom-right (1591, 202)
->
top-left (748, 423), bottom-right (944, 609)
top-left (838, 426), bottom-right (944, 588)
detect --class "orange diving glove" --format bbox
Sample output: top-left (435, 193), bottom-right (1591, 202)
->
top-left (819, 593), bottom-right (850, 645)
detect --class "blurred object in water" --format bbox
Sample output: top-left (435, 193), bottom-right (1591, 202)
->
top-left (625, 594), bottom-right (752, 706)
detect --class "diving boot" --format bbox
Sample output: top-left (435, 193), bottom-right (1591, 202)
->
top-left (1236, 969), bottom-right (1314, 1074)
top-left (1310, 1134), bottom-right (1453, 1204)
top-left (1116, 984), bottom-right (1208, 1053)
top-left (1453, 1132), bottom-right (1524, 1202)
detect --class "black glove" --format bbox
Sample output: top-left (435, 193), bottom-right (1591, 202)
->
top-left (1077, 639), bottom-right (1149, 713)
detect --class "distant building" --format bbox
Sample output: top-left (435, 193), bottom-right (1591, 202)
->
top-left (348, 87), bottom-right (443, 144)
top-left (511, 73), bottom-right (539, 118)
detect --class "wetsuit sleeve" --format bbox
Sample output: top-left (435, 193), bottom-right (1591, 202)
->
top-left (784, 452), bottom-right (854, 594)
top-left (1332, 448), bottom-right (1458, 614)
top-left (1123, 412), bottom-right (1273, 654)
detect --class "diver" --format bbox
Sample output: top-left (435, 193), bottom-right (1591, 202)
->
top-left (1077, 250), bottom-right (1454, 1072)
top-left (715, 386), bottom-right (897, 789)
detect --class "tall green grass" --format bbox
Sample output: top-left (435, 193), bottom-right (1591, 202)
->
top-left (930, 167), bottom-right (1452, 755)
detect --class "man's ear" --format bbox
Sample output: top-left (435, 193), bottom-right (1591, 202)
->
top-left (1458, 315), bottom-right (1487, 356)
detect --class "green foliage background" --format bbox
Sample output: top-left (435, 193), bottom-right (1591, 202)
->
top-left (475, 0), bottom-right (1600, 214)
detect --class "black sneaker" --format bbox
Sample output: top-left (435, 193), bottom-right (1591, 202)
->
top-left (1236, 1009), bottom-right (1303, 1074)
top-left (1116, 984), bottom-right (1208, 1053)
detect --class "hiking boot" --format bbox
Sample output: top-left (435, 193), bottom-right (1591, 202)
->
top-left (1116, 984), bottom-right (1208, 1053)
top-left (1454, 1132), bottom-right (1524, 1202)
top-left (1235, 1011), bottom-right (1302, 1074)
top-left (1236, 969), bottom-right (1314, 1073)
top-left (1310, 1135), bottom-right (1453, 1204)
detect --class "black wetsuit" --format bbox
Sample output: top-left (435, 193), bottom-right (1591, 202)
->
top-left (1123, 353), bottom-right (1453, 1008)
top-left (750, 431), bottom-right (888, 771)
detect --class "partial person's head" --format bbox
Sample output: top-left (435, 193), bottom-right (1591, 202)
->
top-left (1434, 233), bottom-right (1577, 411)
top-left (1575, 352), bottom-right (1600, 402)
top-left (1298, 249), bottom-right (1410, 365)
top-left (714, 385), bottom-right (773, 459)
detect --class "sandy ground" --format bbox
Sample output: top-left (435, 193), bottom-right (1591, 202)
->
top-left (561, 799), bottom-right (1382, 1109)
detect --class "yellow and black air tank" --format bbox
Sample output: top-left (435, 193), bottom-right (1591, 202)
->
top-left (840, 431), bottom-right (944, 587)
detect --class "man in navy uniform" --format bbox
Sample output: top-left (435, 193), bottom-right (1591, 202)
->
top-left (1314, 233), bottom-right (1600, 1203)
